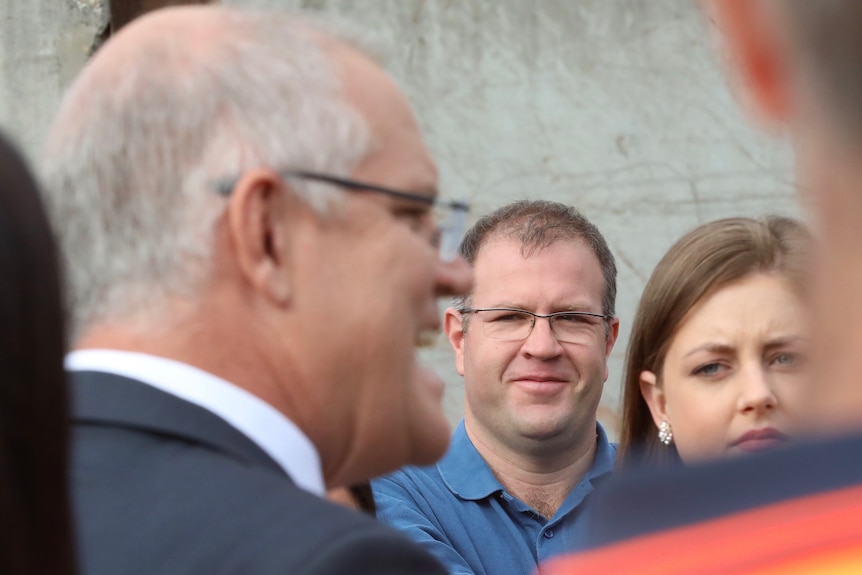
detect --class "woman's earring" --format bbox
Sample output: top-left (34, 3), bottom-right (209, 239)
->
top-left (658, 420), bottom-right (673, 446)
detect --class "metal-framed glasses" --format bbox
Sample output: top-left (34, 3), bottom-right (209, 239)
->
top-left (215, 170), bottom-right (470, 262)
top-left (459, 307), bottom-right (611, 344)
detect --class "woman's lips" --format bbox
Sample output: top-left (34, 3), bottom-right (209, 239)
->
top-left (730, 428), bottom-right (789, 452)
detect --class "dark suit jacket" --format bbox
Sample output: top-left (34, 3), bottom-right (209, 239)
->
top-left (70, 370), bottom-right (447, 575)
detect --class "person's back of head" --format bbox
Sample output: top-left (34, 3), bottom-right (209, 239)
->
top-left (42, 5), bottom-right (472, 493)
top-left (708, 0), bottom-right (862, 430)
top-left (0, 133), bottom-right (75, 575)
top-left (42, 7), bottom-right (369, 339)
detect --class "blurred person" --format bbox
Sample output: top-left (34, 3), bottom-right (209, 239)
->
top-left (540, 1), bottom-right (862, 572)
top-left (619, 216), bottom-right (813, 467)
top-left (373, 200), bottom-right (620, 575)
top-left (0, 133), bottom-right (76, 575)
top-left (41, 6), bottom-right (472, 575)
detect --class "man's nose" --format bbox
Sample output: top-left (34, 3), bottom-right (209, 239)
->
top-left (520, 317), bottom-right (564, 359)
top-left (434, 255), bottom-right (473, 297)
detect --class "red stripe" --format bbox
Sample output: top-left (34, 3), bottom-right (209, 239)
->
top-left (539, 484), bottom-right (862, 575)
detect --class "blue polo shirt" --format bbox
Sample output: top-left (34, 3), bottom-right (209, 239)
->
top-left (372, 420), bottom-right (617, 575)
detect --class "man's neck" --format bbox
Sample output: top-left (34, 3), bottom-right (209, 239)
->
top-left (464, 417), bottom-right (598, 520)
top-left (811, 248), bottom-right (862, 433)
top-left (73, 312), bottom-right (301, 429)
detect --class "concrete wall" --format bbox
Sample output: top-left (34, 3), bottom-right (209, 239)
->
top-left (0, 0), bottom-right (798, 438)
top-left (0, 0), bottom-right (105, 157)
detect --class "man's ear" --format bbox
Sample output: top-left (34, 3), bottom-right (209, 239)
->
top-left (708, 0), bottom-right (793, 126)
top-left (226, 169), bottom-right (294, 306)
top-left (444, 307), bottom-right (467, 376)
top-left (639, 370), bottom-right (667, 428)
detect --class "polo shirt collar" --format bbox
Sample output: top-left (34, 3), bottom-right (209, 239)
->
top-left (437, 419), bottom-right (617, 501)
top-left (589, 423), bottom-right (617, 481)
top-left (438, 420), bottom-right (505, 500)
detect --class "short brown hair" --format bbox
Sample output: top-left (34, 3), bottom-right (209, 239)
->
top-left (456, 200), bottom-right (617, 319)
top-left (618, 216), bottom-right (812, 467)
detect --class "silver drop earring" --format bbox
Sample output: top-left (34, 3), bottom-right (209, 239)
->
top-left (658, 420), bottom-right (673, 446)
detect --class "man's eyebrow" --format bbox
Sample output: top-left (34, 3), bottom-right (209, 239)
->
top-left (399, 184), bottom-right (439, 203)
top-left (553, 303), bottom-right (605, 315)
top-left (478, 303), bottom-right (526, 310)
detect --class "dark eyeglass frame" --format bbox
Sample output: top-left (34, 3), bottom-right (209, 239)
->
top-left (216, 170), bottom-right (469, 211)
top-left (458, 306), bottom-right (612, 342)
top-left (214, 170), bottom-right (470, 261)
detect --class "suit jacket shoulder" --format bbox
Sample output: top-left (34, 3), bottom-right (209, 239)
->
top-left (70, 371), bottom-right (446, 575)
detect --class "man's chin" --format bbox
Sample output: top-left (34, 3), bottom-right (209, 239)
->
top-left (414, 360), bottom-right (445, 399)
top-left (400, 363), bottom-right (452, 465)
top-left (363, 412), bottom-right (449, 477)
top-left (408, 421), bottom-right (451, 466)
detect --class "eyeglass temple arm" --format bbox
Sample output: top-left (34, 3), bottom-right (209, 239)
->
top-left (284, 171), bottom-right (470, 211)
top-left (214, 170), bottom-right (470, 212)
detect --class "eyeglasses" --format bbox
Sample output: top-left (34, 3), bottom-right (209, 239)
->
top-left (215, 170), bottom-right (470, 262)
top-left (459, 307), bottom-right (610, 344)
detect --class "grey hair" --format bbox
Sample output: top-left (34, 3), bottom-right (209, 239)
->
top-left (41, 9), bottom-right (371, 338)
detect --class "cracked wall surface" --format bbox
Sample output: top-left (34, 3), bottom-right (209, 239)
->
top-left (0, 0), bottom-right (798, 438)
top-left (0, 0), bottom-right (106, 157)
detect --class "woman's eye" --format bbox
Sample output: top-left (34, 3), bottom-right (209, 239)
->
top-left (693, 362), bottom-right (722, 377)
top-left (772, 352), bottom-right (803, 367)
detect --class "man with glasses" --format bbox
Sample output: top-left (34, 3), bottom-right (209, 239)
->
top-left (373, 200), bottom-right (620, 575)
top-left (41, 6), bottom-right (471, 574)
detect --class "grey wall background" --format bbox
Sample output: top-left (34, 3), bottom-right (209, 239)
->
top-left (0, 0), bottom-right (799, 438)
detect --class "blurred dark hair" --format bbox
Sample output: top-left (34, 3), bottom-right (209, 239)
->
top-left (0, 134), bottom-right (76, 574)
top-left (348, 482), bottom-right (377, 516)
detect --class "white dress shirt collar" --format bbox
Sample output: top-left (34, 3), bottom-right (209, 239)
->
top-left (65, 349), bottom-right (324, 496)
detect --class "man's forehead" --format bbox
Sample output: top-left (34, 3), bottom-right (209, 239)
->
top-left (473, 233), bottom-right (601, 283)
top-left (331, 43), bottom-right (405, 129)
top-left (331, 42), bottom-right (438, 195)
top-left (474, 235), bottom-right (594, 265)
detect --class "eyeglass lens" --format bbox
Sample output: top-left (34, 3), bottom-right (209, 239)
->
top-left (478, 309), bottom-right (603, 343)
top-left (437, 206), bottom-right (468, 262)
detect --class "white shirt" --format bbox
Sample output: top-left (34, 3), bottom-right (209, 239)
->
top-left (65, 349), bottom-right (325, 496)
